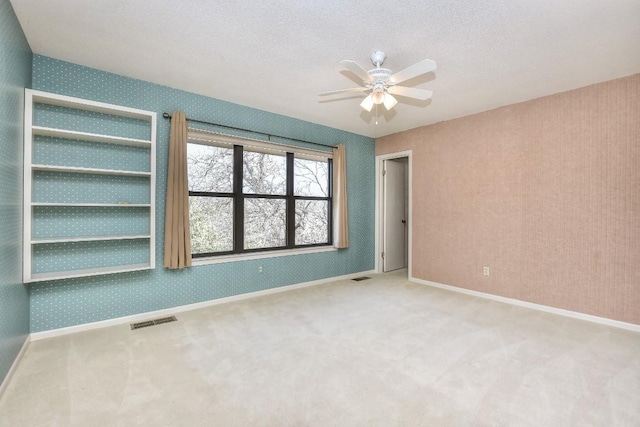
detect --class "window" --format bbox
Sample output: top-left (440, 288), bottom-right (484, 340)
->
top-left (187, 134), bottom-right (332, 257)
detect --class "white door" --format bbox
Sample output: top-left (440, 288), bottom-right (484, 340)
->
top-left (383, 159), bottom-right (408, 272)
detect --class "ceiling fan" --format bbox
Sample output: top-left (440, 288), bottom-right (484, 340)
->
top-left (319, 51), bottom-right (437, 112)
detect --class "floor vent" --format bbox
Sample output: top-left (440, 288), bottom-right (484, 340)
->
top-left (131, 316), bottom-right (177, 330)
top-left (352, 277), bottom-right (371, 281)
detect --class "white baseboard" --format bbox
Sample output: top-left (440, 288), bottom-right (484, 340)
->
top-left (410, 276), bottom-right (640, 333)
top-left (31, 270), bottom-right (375, 341)
top-left (0, 335), bottom-right (30, 400)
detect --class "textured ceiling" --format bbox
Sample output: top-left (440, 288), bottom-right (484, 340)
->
top-left (10, 0), bottom-right (640, 138)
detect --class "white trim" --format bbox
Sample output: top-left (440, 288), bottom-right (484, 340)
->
top-left (0, 335), bottom-right (30, 400)
top-left (192, 245), bottom-right (337, 266)
top-left (23, 89), bottom-right (33, 283)
top-left (149, 111), bottom-right (156, 270)
top-left (375, 151), bottom-right (412, 274)
top-left (410, 277), bottom-right (640, 332)
top-left (31, 270), bottom-right (374, 341)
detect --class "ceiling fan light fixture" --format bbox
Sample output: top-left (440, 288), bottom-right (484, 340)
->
top-left (383, 93), bottom-right (398, 110)
top-left (372, 90), bottom-right (385, 105)
top-left (360, 94), bottom-right (374, 112)
top-left (371, 82), bottom-right (386, 105)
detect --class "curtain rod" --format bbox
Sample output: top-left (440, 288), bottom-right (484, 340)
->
top-left (162, 112), bottom-right (336, 150)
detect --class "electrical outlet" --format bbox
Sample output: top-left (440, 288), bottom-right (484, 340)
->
top-left (258, 266), bottom-right (263, 273)
top-left (483, 266), bottom-right (490, 276)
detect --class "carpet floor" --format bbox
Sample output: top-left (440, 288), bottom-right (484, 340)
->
top-left (1, 270), bottom-right (639, 426)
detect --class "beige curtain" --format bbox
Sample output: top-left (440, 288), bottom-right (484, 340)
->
top-left (332, 144), bottom-right (349, 248)
top-left (164, 111), bottom-right (192, 269)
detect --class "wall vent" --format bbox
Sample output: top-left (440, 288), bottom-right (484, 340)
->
top-left (352, 277), bottom-right (371, 281)
top-left (131, 316), bottom-right (177, 330)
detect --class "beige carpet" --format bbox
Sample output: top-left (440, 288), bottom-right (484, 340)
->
top-left (1, 270), bottom-right (639, 426)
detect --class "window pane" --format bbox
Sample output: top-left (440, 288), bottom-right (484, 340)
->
top-left (244, 198), bottom-right (286, 249)
top-left (294, 157), bottom-right (329, 197)
top-left (187, 143), bottom-right (233, 193)
top-left (243, 150), bottom-right (286, 195)
top-left (295, 200), bottom-right (329, 245)
top-left (189, 196), bottom-right (233, 253)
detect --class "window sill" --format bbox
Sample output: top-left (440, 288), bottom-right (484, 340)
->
top-left (191, 245), bottom-right (337, 266)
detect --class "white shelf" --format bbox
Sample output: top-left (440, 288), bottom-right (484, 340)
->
top-left (31, 90), bottom-right (153, 121)
top-left (32, 126), bottom-right (151, 148)
top-left (31, 202), bottom-right (151, 207)
top-left (32, 164), bottom-right (151, 177)
top-left (29, 263), bottom-right (153, 282)
top-left (32, 234), bottom-right (151, 244)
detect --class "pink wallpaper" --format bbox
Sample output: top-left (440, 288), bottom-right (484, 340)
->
top-left (377, 74), bottom-right (640, 325)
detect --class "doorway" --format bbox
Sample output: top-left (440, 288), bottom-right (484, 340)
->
top-left (375, 151), bottom-right (411, 275)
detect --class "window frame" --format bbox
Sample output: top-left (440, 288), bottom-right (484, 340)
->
top-left (188, 136), bottom-right (333, 259)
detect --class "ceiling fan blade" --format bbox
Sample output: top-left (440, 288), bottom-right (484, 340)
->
top-left (340, 60), bottom-right (373, 83)
top-left (387, 86), bottom-right (433, 101)
top-left (318, 87), bottom-right (369, 96)
top-left (389, 59), bottom-right (437, 84)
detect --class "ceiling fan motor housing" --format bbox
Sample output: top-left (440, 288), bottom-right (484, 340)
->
top-left (368, 68), bottom-right (392, 83)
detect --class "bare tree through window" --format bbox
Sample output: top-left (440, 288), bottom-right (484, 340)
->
top-left (187, 142), bottom-right (331, 255)
top-left (294, 157), bottom-right (328, 245)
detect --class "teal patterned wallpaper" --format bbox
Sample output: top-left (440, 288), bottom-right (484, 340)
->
top-left (32, 240), bottom-right (150, 275)
top-left (33, 172), bottom-right (151, 204)
top-left (0, 0), bottom-right (31, 383)
top-left (34, 136), bottom-right (150, 172)
top-left (32, 206), bottom-right (149, 239)
top-left (30, 55), bottom-right (375, 332)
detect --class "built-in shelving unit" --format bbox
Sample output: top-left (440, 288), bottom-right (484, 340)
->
top-left (23, 89), bottom-right (156, 283)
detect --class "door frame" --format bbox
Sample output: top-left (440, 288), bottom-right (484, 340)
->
top-left (375, 150), bottom-right (412, 275)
